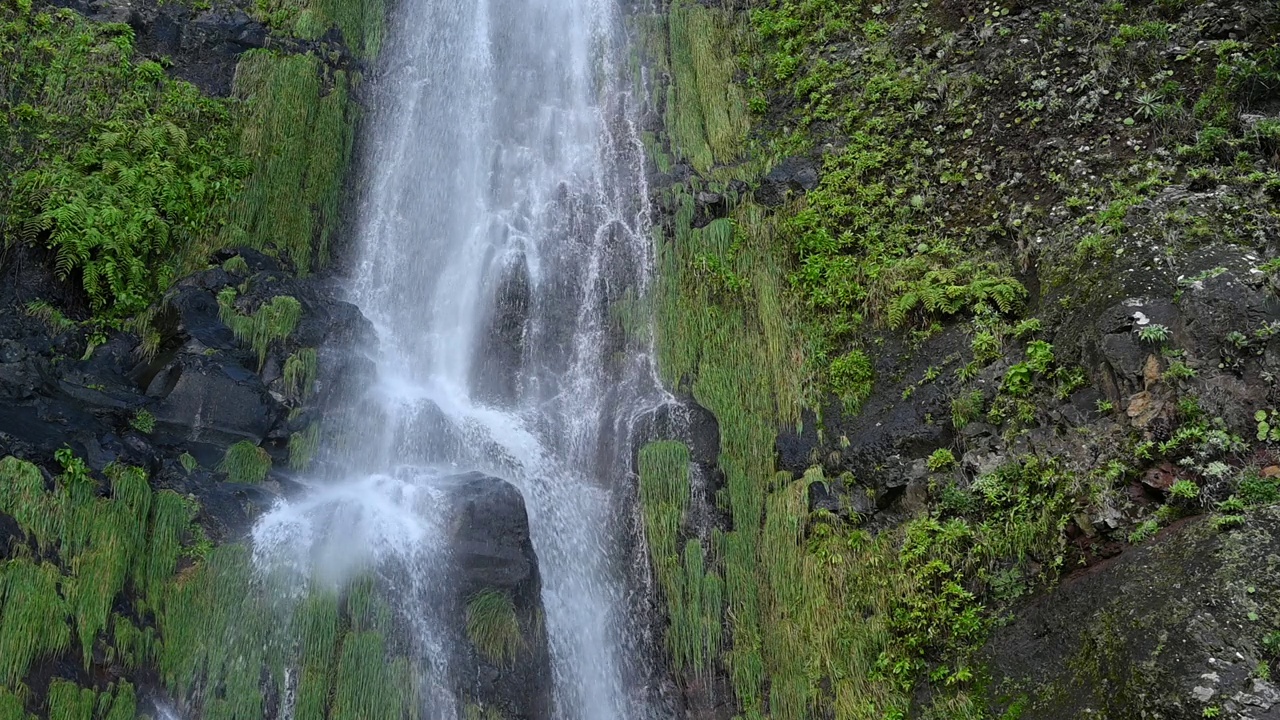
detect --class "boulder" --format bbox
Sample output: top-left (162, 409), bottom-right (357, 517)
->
top-left (756, 156), bottom-right (820, 207)
top-left (437, 472), bottom-right (553, 720)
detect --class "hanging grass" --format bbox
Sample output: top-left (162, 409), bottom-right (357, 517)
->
top-left (293, 591), bottom-right (340, 720)
top-left (0, 456), bottom-right (60, 552)
top-left (465, 590), bottom-right (523, 665)
top-left (0, 559), bottom-right (72, 687)
top-left (45, 680), bottom-right (95, 720)
top-left (330, 632), bottom-right (413, 720)
top-left (638, 441), bottom-right (691, 584)
top-left (218, 441), bottom-right (272, 484)
top-left (283, 347), bottom-right (319, 400)
top-left (0, 687), bottom-right (31, 720)
top-left (223, 51), bottom-right (355, 275)
top-left (666, 0), bottom-right (749, 173)
top-left (289, 424), bottom-right (321, 470)
top-left (217, 290), bottom-right (303, 369)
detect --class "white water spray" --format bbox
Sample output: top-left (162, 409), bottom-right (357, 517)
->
top-left (251, 0), bottom-right (664, 717)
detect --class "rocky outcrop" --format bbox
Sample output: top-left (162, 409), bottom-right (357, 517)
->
top-left (439, 472), bottom-right (554, 720)
top-left (984, 506), bottom-right (1280, 719)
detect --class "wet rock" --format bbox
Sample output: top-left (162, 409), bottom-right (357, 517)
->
top-left (438, 472), bottom-right (553, 720)
top-left (470, 253), bottom-right (531, 406)
top-left (148, 349), bottom-right (280, 461)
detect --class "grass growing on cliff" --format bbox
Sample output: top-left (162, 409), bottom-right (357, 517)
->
top-left (219, 440), bottom-right (273, 484)
top-left (637, 442), bottom-right (725, 677)
top-left (666, 0), bottom-right (750, 174)
top-left (465, 590), bottom-right (523, 665)
top-left (289, 424), bottom-right (322, 470)
top-left (0, 559), bottom-right (72, 688)
top-left (224, 51), bottom-right (355, 275)
top-left (284, 347), bottom-right (319, 400)
top-left (217, 289), bottom-right (303, 368)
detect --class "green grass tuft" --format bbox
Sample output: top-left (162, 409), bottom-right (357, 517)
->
top-left (217, 290), bottom-right (303, 368)
top-left (465, 590), bottom-right (524, 665)
top-left (218, 440), bottom-right (272, 484)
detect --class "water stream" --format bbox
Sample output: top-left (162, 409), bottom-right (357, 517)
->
top-left (251, 0), bottom-right (663, 717)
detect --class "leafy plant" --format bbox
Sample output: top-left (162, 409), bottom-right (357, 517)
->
top-left (130, 410), bottom-right (155, 434)
top-left (1136, 323), bottom-right (1171, 344)
top-left (927, 448), bottom-right (957, 472)
top-left (829, 349), bottom-right (874, 412)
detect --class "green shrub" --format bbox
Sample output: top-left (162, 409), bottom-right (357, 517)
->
top-left (927, 448), bottom-right (957, 472)
top-left (951, 390), bottom-right (985, 429)
top-left (829, 349), bottom-right (873, 411)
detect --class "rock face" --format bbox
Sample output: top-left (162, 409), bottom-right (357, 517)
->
top-left (0, 245), bottom-right (371, 538)
top-left (984, 507), bottom-right (1280, 719)
top-left (438, 472), bottom-right (554, 720)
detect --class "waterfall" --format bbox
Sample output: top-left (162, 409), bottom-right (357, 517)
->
top-left (251, 0), bottom-right (664, 717)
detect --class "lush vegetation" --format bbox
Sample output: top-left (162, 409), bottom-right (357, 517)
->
top-left (0, 1), bottom-right (364, 330)
top-left (0, 5), bottom-right (244, 320)
top-left (639, 0), bottom-right (1280, 716)
top-left (464, 590), bottom-right (524, 665)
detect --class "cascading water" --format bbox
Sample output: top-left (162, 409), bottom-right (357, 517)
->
top-left (251, 0), bottom-right (666, 717)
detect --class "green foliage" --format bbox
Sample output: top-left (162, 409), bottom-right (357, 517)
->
top-left (288, 423), bottom-right (320, 470)
top-left (951, 391), bottom-right (984, 430)
top-left (465, 590), bottom-right (523, 665)
top-left (46, 680), bottom-right (95, 720)
top-left (218, 290), bottom-right (302, 368)
top-left (1128, 519), bottom-right (1159, 543)
top-left (284, 347), bottom-right (319, 401)
top-left (1256, 410), bottom-right (1280, 442)
top-left (829, 349), bottom-right (874, 412)
top-left (225, 51), bottom-right (355, 274)
top-left (927, 448), bottom-right (957, 472)
top-left (1, 8), bottom-right (245, 320)
top-left (666, 0), bottom-right (749, 173)
top-left (130, 409), bottom-right (156, 434)
top-left (0, 558), bottom-right (72, 687)
top-left (1136, 323), bottom-right (1171, 344)
top-left (218, 441), bottom-right (272, 484)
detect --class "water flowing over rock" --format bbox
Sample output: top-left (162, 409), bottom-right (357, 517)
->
top-left (244, 0), bottom-right (672, 715)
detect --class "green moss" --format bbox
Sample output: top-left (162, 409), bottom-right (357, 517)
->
top-left (218, 440), bottom-right (272, 484)
top-left (465, 590), bottom-right (524, 665)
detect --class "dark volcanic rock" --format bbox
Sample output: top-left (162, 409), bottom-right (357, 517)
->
top-left (984, 507), bottom-right (1280, 719)
top-left (470, 252), bottom-right (532, 406)
top-left (755, 155), bottom-right (820, 207)
top-left (438, 472), bottom-right (553, 720)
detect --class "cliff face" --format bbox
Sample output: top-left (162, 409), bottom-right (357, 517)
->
top-left (629, 0), bottom-right (1280, 717)
top-left (3, 0), bottom-right (1279, 717)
